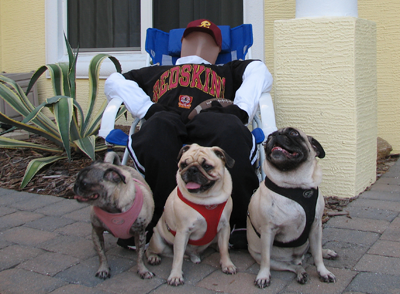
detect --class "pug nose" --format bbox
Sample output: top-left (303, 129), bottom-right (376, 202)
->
top-left (187, 166), bottom-right (198, 175)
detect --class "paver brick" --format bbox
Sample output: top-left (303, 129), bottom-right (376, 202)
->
top-left (325, 215), bottom-right (390, 234)
top-left (201, 249), bottom-right (256, 272)
top-left (0, 268), bottom-right (66, 294)
top-left (343, 206), bottom-right (398, 222)
top-left (345, 272), bottom-right (400, 294)
top-left (360, 190), bottom-right (400, 202)
top-left (39, 235), bottom-right (97, 259)
top-left (380, 216), bottom-right (400, 242)
top-left (0, 206), bottom-right (16, 217)
top-left (96, 271), bottom-right (166, 294)
top-left (1, 226), bottom-right (58, 246)
top-left (0, 244), bottom-right (44, 271)
top-left (284, 266), bottom-right (356, 294)
top-left (143, 254), bottom-right (217, 285)
top-left (197, 270), bottom-right (287, 294)
top-left (322, 227), bottom-right (380, 247)
top-left (17, 251), bottom-right (80, 276)
top-left (246, 262), bottom-right (298, 282)
top-left (55, 255), bottom-right (137, 287)
top-left (348, 198), bottom-right (400, 211)
top-left (368, 240), bottom-right (400, 258)
top-left (55, 220), bottom-right (92, 237)
top-left (151, 284), bottom-right (215, 294)
top-left (316, 240), bottom-right (369, 270)
top-left (376, 177), bottom-right (400, 185)
top-left (0, 190), bottom-right (36, 206)
top-left (354, 254), bottom-right (400, 275)
top-left (34, 198), bottom-right (86, 216)
top-left (0, 210), bottom-right (45, 231)
top-left (63, 204), bottom-right (91, 222)
top-left (9, 194), bottom-right (63, 211)
top-left (370, 183), bottom-right (400, 193)
top-left (24, 215), bottom-right (76, 232)
top-left (50, 284), bottom-right (111, 294)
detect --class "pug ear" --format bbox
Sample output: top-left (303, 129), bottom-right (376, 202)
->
top-left (212, 147), bottom-right (235, 169)
top-left (104, 168), bottom-right (126, 184)
top-left (177, 145), bottom-right (191, 161)
top-left (308, 136), bottom-right (325, 159)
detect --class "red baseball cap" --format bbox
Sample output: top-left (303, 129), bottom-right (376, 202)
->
top-left (182, 19), bottom-right (222, 49)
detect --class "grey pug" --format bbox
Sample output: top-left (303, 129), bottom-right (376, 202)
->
top-left (247, 127), bottom-right (337, 288)
top-left (74, 151), bottom-right (154, 280)
top-left (146, 144), bottom-right (237, 286)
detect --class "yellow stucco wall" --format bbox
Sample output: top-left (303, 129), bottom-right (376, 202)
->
top-left (274, 18), bottom-right (377, 198)
top-left (264, 0), bottom-right (400, 154)
top-left (0, 0), bottom-right (105, 117)
top-left (358, 0), bottom-right (400, 153)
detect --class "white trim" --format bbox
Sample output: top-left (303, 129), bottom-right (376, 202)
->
top-left (244, 0), bottom-right (264, 62)
top-left (45, 0), bottom-right (264, 78)
top-left (45, 0), bottom-right (152, 78)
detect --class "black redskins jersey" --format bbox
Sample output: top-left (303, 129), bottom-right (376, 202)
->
top-left (123, 59), bottom-right (254, 120)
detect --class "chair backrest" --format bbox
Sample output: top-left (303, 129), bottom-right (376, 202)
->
top-left (145, 24), bottom-right (253, 66)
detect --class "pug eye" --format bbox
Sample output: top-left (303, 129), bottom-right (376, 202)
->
top-left (180, 162), bottom-right (188, 170)
top-left (289, 130), bottom-right (299, 137)
top-left (202, 163), bottom-right (213, 171)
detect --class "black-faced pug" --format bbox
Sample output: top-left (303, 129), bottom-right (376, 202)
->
top-left (247, 127), bottom-right (337, 288)
top-left (74, 151), bottom-right (154, 279)
top-left (146, 144), bottom-right (237, 286)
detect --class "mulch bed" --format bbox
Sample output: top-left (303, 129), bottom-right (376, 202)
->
top-left (0, 129), bottom-right (398, 223)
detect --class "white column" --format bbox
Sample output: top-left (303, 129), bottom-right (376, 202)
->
top-left (296, 0), bottom-right (358, 18)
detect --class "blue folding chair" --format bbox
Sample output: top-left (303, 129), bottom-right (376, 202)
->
top-left (99, 24), bottom-right (276, 181)
top-left (145, 24), bottom-right (253, 66)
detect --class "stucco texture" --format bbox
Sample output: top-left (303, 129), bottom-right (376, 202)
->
top-left (274, 17), bottom-right (377, 198)
top-left (359, 0), bottom-right (400, 153)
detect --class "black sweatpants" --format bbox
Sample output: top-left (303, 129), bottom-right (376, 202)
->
top-left (127, 111), bottom-right (259, 230)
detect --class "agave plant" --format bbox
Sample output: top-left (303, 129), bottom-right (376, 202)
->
top-left (0, 36), bottom-right (126, 188)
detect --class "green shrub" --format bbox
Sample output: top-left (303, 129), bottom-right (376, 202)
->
top-left (0, 36), bottom-right (126, 188)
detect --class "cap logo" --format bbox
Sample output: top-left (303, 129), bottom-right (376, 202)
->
top-left (199, 20), bottom-right (211, 29)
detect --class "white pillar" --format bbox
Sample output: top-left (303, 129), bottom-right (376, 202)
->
top-left (296, 0), bottom-right (358, 18)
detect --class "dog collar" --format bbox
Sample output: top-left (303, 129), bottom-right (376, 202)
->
top-left (93, 179), bottom-right (144, 239)
top-left (166, 188), bottom-right (227, 246)
top-left (249, 176), bottom-right (319, 248)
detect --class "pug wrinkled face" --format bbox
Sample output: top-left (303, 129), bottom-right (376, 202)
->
top-left (74, 164), bottom-right (126, 204)
top-left (177, 144), bottom-right (234, 194)
top-left (264, 127), bottom-right (325, 171)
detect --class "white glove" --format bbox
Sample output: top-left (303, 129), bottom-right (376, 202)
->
top-left (104, 72), bottom-right (154, 119)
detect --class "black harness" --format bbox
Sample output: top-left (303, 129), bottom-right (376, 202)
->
top-left (248, 175), bottom-right (319, 248)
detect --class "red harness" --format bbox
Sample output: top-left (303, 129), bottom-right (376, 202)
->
top-left (93, 179), bottom-right (144, 239)
top-left (166, 188), bottom-right (227, 246)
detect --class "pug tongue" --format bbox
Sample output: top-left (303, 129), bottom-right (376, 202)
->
top-left (186, 182), bottom-right (201, 190)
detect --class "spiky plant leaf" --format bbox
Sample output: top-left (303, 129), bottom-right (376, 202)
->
top-left (20, 155), bottom-right (67, 189)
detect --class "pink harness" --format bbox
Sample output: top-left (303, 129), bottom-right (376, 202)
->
top-left (167, 188), bottom-right (227, 246)
top-left (93, 179), bottom-right (144, 239)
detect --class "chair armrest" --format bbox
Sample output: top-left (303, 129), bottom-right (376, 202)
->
top-left (258, 92), bottom-right (277, 137)
top-left (98, 97), bottom-right (124, 139)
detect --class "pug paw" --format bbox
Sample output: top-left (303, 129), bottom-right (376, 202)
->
top-left (322, 249), bottom-right (338, 260)
top-left (189, 254), bottom-right (201, 264)
top-left (297, 272), bottom-right (308, 284)
top-left (95, 269), bottom-right (111, 279)
top-left (147, 254), bottom-right (161, 265)
top-left (222, 264), bottom-right (237, 275)
top-left (139, 270), bottom-right (155, 279)
top-left (254, 276), bottom-right (271, 288)
top-left (167, 275), bottom-right (185, 286)
top-left (319, 272), bottom-right (336, 283)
